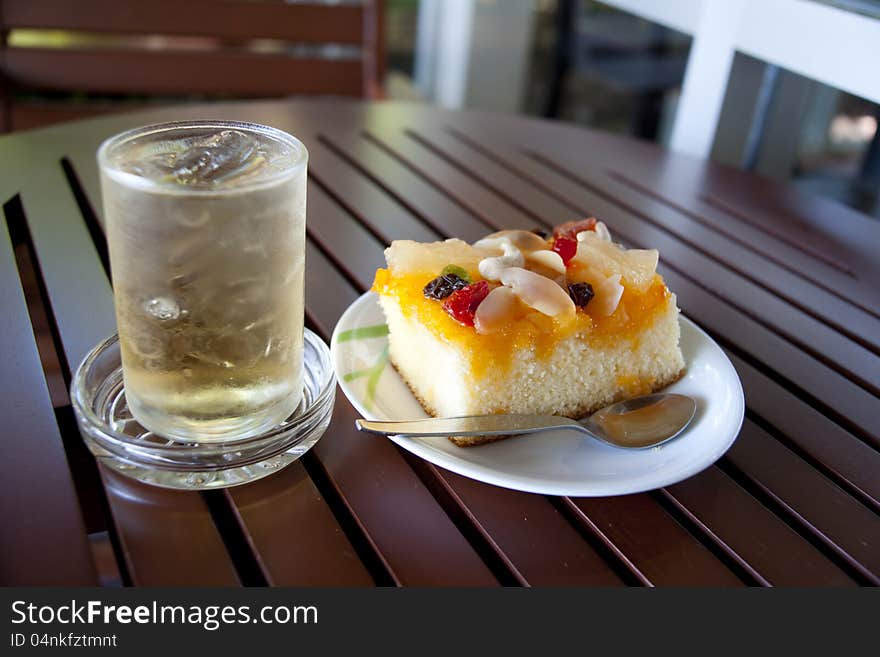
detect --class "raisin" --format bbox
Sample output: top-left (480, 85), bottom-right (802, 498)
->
top-left (442, 281), bottom-right (491, 326)
top-left (423, 273), bottom-right (469, 300)
top-left (567, 282), bottom-right (595, 308)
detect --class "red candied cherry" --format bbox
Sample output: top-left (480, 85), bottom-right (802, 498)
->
top-left (551, 236), bottom-right (578, 265)
top-left (442, 280), bottom-right (491, 327)
top-left (553, 217), bottom-right (598, 241)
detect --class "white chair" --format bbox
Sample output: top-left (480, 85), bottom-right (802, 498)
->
top-left (600, 0), bottom-right (880, 159)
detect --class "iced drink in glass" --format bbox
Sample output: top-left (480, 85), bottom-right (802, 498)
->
top-left (98, 121), bottom-right (307, 442)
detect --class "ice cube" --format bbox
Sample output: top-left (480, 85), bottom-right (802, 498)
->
top-left (169, 130), bottom-right (267, 186)
top-left (114, 125), bottom-right (299, 189)
top-left (119, 129), bottom-right (267, 186)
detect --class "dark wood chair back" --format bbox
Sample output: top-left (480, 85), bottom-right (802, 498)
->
top-left (0, 0), bottom-right (385, 131)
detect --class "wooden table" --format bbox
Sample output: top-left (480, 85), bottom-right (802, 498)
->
top-left (2, 99), bottom-right (878, 587)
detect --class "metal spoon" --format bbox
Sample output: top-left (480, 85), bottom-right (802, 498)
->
top-left (355, 393), bottom-right (697, 449)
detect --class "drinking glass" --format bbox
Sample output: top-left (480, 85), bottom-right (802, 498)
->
top-left (98, 121), bottom-right (307, 442)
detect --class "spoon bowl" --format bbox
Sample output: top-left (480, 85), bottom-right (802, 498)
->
top-left (355, 393), bottom-right (697, 449)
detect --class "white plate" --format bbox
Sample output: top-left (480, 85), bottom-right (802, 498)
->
top-left (331, 292), bottom-right (743, 497)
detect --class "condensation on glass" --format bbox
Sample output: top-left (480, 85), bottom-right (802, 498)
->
top-left (98, 121), bottom-right (308, 442)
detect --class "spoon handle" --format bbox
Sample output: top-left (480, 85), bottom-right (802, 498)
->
top-left (355, 414), bottom-right (582, 438)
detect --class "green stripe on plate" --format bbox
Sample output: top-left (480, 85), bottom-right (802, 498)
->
top-left (343, 369), bottom-right (372, 383)
top-left (365, 346), bottom-right (390, 408)
top-left (337, 324), bottom-right (389, 342)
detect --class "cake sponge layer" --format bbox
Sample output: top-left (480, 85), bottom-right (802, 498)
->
top-left (378, 293), bottom-right (685, 446)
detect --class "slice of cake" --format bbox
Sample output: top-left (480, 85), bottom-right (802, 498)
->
top-left (372, 219), bottom-right (685, 446)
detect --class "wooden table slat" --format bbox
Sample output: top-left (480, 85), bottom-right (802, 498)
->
top-left (18, 166), bottom-right (117, 370)
top-left (319, 131), bottom-right (492, 242)
top-left (0, 216), bottom-right (96, 585)
top-left (565, 495), bottom-right (745, 587)
top-left (726, 421), bottom-right (880, 584)
top-left (225, 463), bottom-right (375, 586)
top-left (358, 128), bottom-right (539, 232)
top-left (98, 470), bottom-right (240, 585)
top-left (664, 467), bottom-right (856, 586)
top-left (661, 266), bottom-right (880, 446)
top-left (66, 151), bottom-right (105, 223)
top-left (727, 351), bottom-right (880, 511)
top-left (313, 391), bottom-right (501, 586)
top-left (413, 464), bottom-right (626, 586)
top-left (304, 240), bottom-right (364, 337)
top-left (401, 128), bottom-right (581, 228)
top-left (601, 168), bottom-right (879, 317)
top-left (692, 167), bottom-right (879, 287)
top-left (306, 181), bottom-right (389, 284)
top-left (309, 139), bottom-right (440, 245)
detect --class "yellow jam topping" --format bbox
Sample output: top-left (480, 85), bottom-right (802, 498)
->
top-left (372, 268), bottom-right (673, 378)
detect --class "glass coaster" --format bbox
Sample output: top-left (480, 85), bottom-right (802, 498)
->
top-left (71, 328), bottom-right (335, 490)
